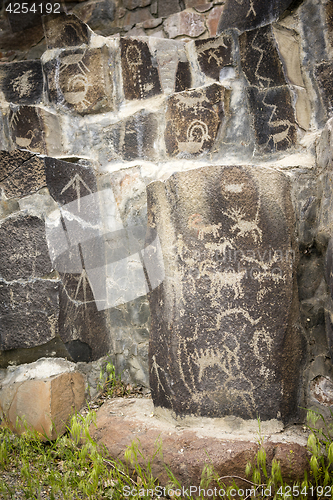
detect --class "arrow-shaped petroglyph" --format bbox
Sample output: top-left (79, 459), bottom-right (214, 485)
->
top-left (60, 174), bottom-right (93, 212)
top-left (150, 355), bottom-right (166, 394)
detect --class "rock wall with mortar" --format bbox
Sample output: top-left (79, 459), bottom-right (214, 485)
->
top-left (0, 0), bottom-right (333, 422)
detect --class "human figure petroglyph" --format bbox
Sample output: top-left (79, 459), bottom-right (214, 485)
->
top-left (125, 44), bottom-right (148, 98)
top-left (125, 44), bottom-right (142, 80)
top-left (246, 0), bottom-right (256, 17)
top-left (207, 48), bottom-right (226, 66)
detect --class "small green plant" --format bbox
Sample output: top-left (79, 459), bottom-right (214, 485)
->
top-left (305, 409), bottom-right (333, 493)
top-left (1, 408), bottom-right (333, 499)
top-left (97, 357), bottom-right (130, 398)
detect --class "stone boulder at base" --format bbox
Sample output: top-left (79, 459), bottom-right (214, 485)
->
top-left (0, 358), bottom-right (85, 440)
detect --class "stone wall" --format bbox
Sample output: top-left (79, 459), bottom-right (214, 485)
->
top-left (0, 0), bottom-right (333, 423)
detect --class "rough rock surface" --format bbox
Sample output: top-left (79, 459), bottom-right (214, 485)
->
top-left (147, 165), bottom-right (303, 422)
top-left (0, 0), bottom-right (333, 429)
top-left (90, 398), bottom-right (310, 488)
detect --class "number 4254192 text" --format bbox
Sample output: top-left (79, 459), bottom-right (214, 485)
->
top-left (6, 3), bottom-right (61, 14)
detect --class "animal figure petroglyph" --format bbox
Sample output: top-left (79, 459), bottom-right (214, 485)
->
top-left (216, 307), bottom-right (262, 327)
top-left (188, 213), bottom-right (221, 240)
top-left (15, 130), bottom-right (36, 149)
top-left (60, 52), bottom-right (90, 75)
top-left (225, 207), bottom-right (262, 243)
top-left (209, 267), bottom-right (246, 300)
top-left (193, 347), bottom-right (224, 382)
top-left (11, 69), bottom-right (34, 98)
top-left (58, 52), bottom-right (92, 109)
top-left (205, 238), bottom-right (235, 256)
top-left (178, 120), bottom-right (211, 154)
top-left (191, 344), bottom-right (256, 415)
top-left (64, 74), bottom-right (91, 107)
top-left (264, 95), bottom-right (295, 148)
top-left (271, 119), bottom-right (294, 148)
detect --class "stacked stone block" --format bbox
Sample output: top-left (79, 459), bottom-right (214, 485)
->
top-left (1, 0), bottom-right (333, 426)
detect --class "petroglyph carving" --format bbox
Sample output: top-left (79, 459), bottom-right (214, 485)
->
top-left (178, 120), bottom-right (212, 154)
top-left (45, 47), bottom-right (112, 114)
top-left (11, 70), bottom-right (34, 99)
top-left (121, 39), bottom-right (162, 100)
top-left (225, 206), bottom-right (262, 243)
top-left (247, 0), bottom-right (256, 17)
top-left (43, 14), bottom-right (90, 49)
top-left (218, 0), bottom-right (295, 33)
top-left (240, 26), bottom-right (286, 89)
top-left (195, 36), bottom-right (233, 81)
top-left (148, 165), bottom-right (299, 420)
top-left (217, 307), bottom-right (262, 326)
top-left (250, 327), bottom-right (273, 361)
top-left (247, 86), bottom-right (296, 152)
top-left (64, 74), bottom-right (91, 107)
top-left (58, 51), bottom-right (92, 109)
top-left (165, 84), bottom-right (224, 157)
top-left (9, 106), bottom-right (45, 153)
top-left (150, 355), bottom-right (166, 394)
top-left (193, 347), bottom-right (224, 382)
top-left (188, 213), bottom-right (221, 239)
top-left (126, 44), bottom-right (142, 78)
top-left (60, 174), bottom-right (93, 212)
top-left (271, 118), bottom-right (295, 148)
top-left (209, 267), bottom-right (246, 300)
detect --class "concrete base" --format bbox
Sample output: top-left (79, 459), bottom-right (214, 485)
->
top-left (90, 397), bottom-right (310, 489)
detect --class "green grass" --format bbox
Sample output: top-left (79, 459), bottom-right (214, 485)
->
top-left (1, 406), bottom-right (333, 499)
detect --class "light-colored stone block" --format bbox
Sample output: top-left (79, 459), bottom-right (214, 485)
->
top-left (0, 359), bottom-right (85, 439)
